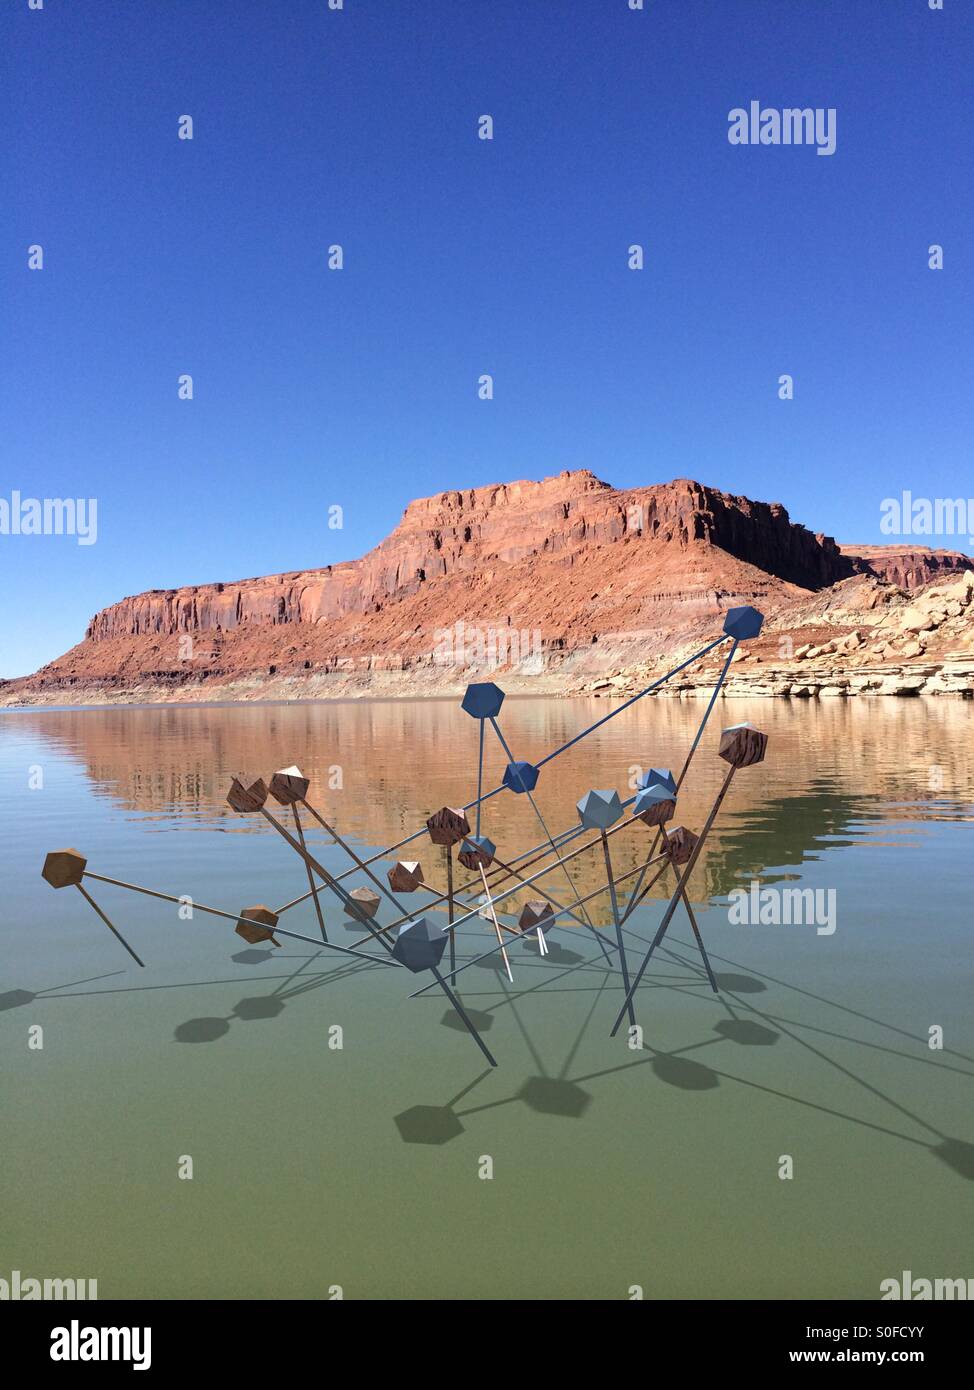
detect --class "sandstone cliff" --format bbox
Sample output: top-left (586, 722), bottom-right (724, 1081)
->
top-left (839, 543), bottom-right (974, 591)
top-left (3, 471), bottom-right (973, 705)
top-left (81, 472), bottom-right (854, 644)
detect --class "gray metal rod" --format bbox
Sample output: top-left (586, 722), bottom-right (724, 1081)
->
top-left (432, 967), bottom-right (497, 1068)
top-left (489, 715), bottom-right (613, 966)
top-left (602, 831), bottom-right (634, 1028)
top-left (272, 634), bottom-right (727, 915)
top-left (621, 636), bottom-right (738, 921)
top-left (81, 872), bottom-right (396, 965)
top-left (293, 803), bottom-right (328, 942)
top-left (300, 798), bottom-right (410, 923)
top-left (75, 884), bottom-right (145, 968)
top-left (327, 805), bottom-right (649, 957)
top-left (660, 828), bottom-right (718, 993)
top-left (609, 765), bottom-right (737, 1035)
top-left (259, 806), bottom-right (396, 956)
top-left (409, 843), bottom-right (669, 999)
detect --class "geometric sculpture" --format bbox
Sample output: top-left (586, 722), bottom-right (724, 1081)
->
top-left (633, 784), bottom-right (676, 827)
top-left (266, 767), bottom-right (327, 943)
top-left (235, 905), bottom-right (281, 947)
top-left (722, 605), bottom-right (764, 641)
top-left (426, 806), bottom-right (471, 846)
top-left (717, 722), bottom-right (768, 768)
top-left (392, 917), bottom-right (497, 1067)
top-left (457, 835), bottom-right (495, 870)
top-left (610, 716), bottom-right (772, 1035)
top-left (461, 682), bottom-right (505, 720)
top-left (268, 765), bottom-right (311, 805)
top-left (44, 617), bottom-right (773, 1065)
top-left (518, 900), bottom-right (554, 934)
top-left (663, 825), bottom-right (698, 865)
top-left (41, 848), bottom-right (87, 889)
top-left (502, 761), bottom-right (539, 795)
top-left (344, 886), bottom-right (381, 923)
top-left (518, 898), bottom-right (553, 953)
top-left (391, 917), bottom-right (447, 973)
top-left (227, 775), bottom-right (269, 813)
top-left (637, 767), bottom-right (677, 796)
top-left (426, 807), bottom-right (470, 984)
top-left (577, 788), bottom-right (623, 830)
top-left (388, 860), bottom-right (424, 892)
top-left (40, 847), bottom-right (145, 967)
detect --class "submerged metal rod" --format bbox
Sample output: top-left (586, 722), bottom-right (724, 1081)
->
top-left (432, 967), bottom-right (497, 1068)
top-left (293, 803), bottom-right (328, 942)
top-left (610, 765), bottom-right (737, 1035)
top-left (621, 637), bottom-right (738, 923)
top-left (409, 845), bottom-right (669, 999)
top-left (659, 827), bottom-right (718, 993)
top-left (81, 871), bottom-right (395, 965)
top-left (75, 884), bottom-right (145, 968)
top-left (489, 715), bottom-right (613, 967)
top-left (445, 846), bottom-right (457, 984)
top-left (479, 864), bottom-right (513, 982)
top-left (601, 831), bottom-right (633, 1028)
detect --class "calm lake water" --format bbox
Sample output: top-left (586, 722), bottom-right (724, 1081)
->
top-left (1, 695), bottom-right (972, 1300)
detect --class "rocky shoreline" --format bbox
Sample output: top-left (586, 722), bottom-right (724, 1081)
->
top-left (573, 569), bottom-right (974, 701)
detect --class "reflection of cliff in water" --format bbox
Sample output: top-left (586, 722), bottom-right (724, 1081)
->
top-left (3, 696), bottom-right (970, 914)
top-left (699, 784), bottom-right (883, 901)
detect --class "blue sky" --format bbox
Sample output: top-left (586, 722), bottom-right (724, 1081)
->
top-left (3, 0), bottom-right (970, 677)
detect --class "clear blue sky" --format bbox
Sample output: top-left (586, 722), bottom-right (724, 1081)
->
top-left (3, 0), bottom-right (970, 678)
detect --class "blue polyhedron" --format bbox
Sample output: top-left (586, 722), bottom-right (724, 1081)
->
top-left (637, 766), bottom-right (677, 796)
top-left (577, 788), bottom-right (623, 830)
top-left (503, 760), bottom-right (539, 794)
top-left (461, 682), bottom-right (505, 720)
top-left (634, 783), bottom-right (675, 818)
top-left (391, 917), bottom-right (448, 974)
top-left (458, 834), bottom-right (496, 869)
top-left (723, 606), bottom-right (764, 641)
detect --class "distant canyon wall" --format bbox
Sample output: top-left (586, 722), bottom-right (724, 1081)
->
top-left (85, 474), bottom-right (858, 645)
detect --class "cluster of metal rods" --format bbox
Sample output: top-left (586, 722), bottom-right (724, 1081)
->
top-left (42, 611), bottom-right (768, 1068)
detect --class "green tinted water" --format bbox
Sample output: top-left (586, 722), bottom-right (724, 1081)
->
top-left (1, 696), bottom-right (972, 1299)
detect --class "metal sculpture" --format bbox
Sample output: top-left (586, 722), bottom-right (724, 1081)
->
top-left (42, 607), bottom-right (770, 1065)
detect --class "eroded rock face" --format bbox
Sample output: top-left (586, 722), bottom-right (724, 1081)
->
top-left (5, 471), bottom-right (974, 703)
top-left (840, 543), bottom-right (974, 591)
top-left (82, 474), bottom-right (856, 646)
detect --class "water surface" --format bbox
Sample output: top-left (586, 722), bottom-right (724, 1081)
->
top-left (2, 695), bottom-right (972, 1299)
